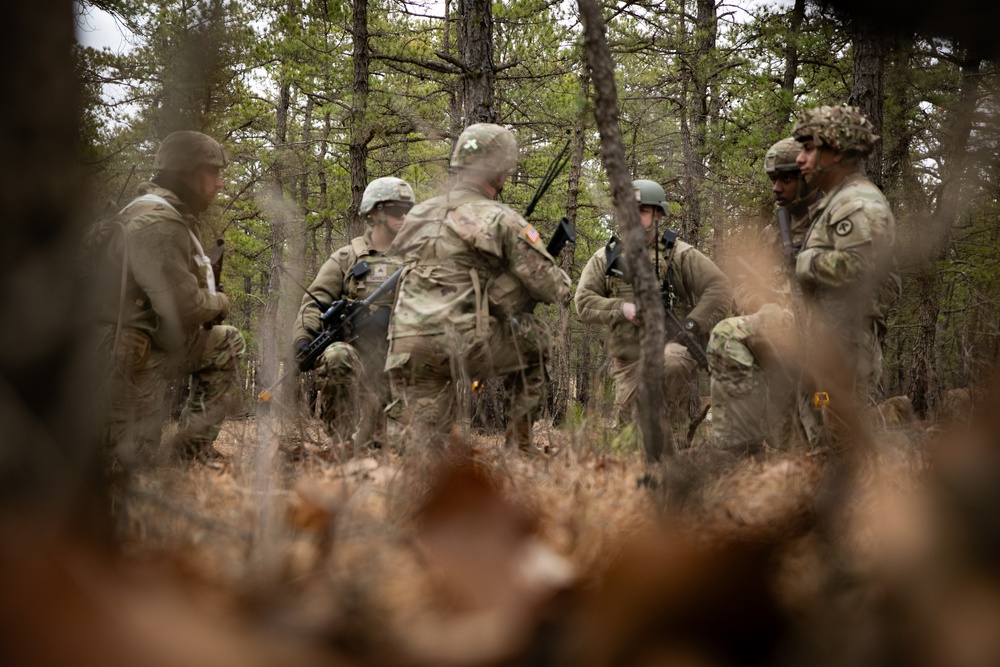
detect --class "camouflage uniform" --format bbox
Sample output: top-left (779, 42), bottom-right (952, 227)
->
top-left (384, 124), bottom-right (571, 451)
top-left (707, 138), bottom-right (818, 454)
top-left (793, 105), bottom-right (900, 430)
top-left (96, 132), bottom-right (245, 462)
top-left (575, 187), bottom-right (731, 430)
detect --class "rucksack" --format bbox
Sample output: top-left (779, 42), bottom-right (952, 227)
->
top-left (81, 194), bottom-right (180, 347)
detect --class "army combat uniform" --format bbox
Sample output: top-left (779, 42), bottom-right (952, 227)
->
top-left (385, 181), bottom-right (571, 450)
top-left (707, 138), bottom-right (820, 454)
top-left (575, 233), bottom-right (731, 430)
top-left (293, 231), bottom-right (401, 445)
top-left (796, 171), bottom-right (898, 405)
top-left (97, 182), bottom-right (245, 461)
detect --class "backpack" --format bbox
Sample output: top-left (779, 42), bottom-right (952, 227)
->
top-left (80, 194), bottom-right (179, 347)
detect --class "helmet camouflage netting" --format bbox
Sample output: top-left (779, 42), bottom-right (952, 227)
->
top-left (792, 105), bottom-right (879, 156)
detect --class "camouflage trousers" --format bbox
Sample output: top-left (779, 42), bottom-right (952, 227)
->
top-left (707, 305), bottom-right (806, 455)
top-left (799, 315), bottom-right (885, 447)
top-left (313, 341), bottom-right (390, 448)
top-left (609, 342), bottom-right (700, 432)
top-left (385, 314), bottom-right (551, 451)
top-left (98, 324), bottom-right (246, 463)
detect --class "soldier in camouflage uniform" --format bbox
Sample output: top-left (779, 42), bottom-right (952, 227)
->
top-left (97, 131), bottom-right (246, 464)
top-left (385, 123), bottom-right (571, 452)
top-left (792, 105), bottom-right (900, 434)
top-left (706, 138), bottom-right (821, 456)
top-left (575, 180), bottom-right (732, 435)
top-left (292, 177), bottom-right (416, 448)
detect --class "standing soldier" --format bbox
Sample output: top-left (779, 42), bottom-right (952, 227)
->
top-left (385, 123), bottom-right (571, 452)
top-left (292, 176), bottom-right (416, 449)
top-left (792, 105), bottom-right (899, 429)
top-left (97, 130), bottom-right (246, 464)
top-left (706, 138), bottom-right (821, 456)
top-left (575, 180), bottom-right (732, 438)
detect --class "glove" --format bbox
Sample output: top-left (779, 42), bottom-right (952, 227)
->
top-left (294, 338), bottom-right (311, 359)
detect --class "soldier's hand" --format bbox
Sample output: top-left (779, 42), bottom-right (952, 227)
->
top-left (622, 302), bottom-right (638, 324)
top-left (294, 338), bottom-right (311, 359)
top-left (217, 292), bottom-right (231, 319)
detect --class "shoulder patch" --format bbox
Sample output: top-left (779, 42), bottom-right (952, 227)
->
top-left (835, 220), bottom-right (854, 236)
top-left (525, 225), bottom-right (541, 244)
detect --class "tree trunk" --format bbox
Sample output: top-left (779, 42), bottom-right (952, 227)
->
top-left (549, 69), bottom-right (590, 425)
top-left (678, 0), bottom-right (716, 245)
top-left (578, 0), bottom-right (673, 462)
top-left (849, 18), bottom-right (886, 189)
top-left (348, 0), bottom-right (372, 241)
top-left (781, 0), bottom-right (805, 95)
top-left (458, 0), bottom-right (497, 125)
top-left (0, 0), bottom-right (112, 532)
top-left (909, 52), bottom-right (983, 417)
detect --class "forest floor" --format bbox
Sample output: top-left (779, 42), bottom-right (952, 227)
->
top-left (107, 409), bottom-right (972, 666)
top-left (15, 402), bottom-right (996, 666)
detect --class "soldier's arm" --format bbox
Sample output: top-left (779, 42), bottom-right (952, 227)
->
top-left (575, 250), bottom-right (625, 326)
top-left (292, 250), bottom-right (349, 342)
top-left (796, 202), bottom-right (887, 291)
top-left (503, 215), bottom-right (571, 305)
top-left (130, 219), bottom-right (227, 331)
top-left (679, 248), bottom-right (733, 332)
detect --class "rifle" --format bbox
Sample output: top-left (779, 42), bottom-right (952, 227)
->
top-left (776, 206), bottom-right (829, 409)
top-left (257, 267), bottom-right (403, 402)
top-left (776, 206), bottom-right (807, 326)
top-left (658, 228), bottom-right (709, 370)
top-left (546, 215), bottom-right (576, 258)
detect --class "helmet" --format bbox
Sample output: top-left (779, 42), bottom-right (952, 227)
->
top-left (632, 179), bottom-right (668, 216)
top-left (764, 138), bottom-right (801, 177)
top-left (359, 177), bottom-right (416, 216)
top-left (450, 123), bottom-right (518, 174)
top-left (153, 131), bottom-right (227, 173)
top-left (792, 105), bottom-right (879, 156)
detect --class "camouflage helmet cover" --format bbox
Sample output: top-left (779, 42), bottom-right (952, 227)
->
top-left (764, 137), bottom-right (802, 177)
top-left (632, 179), bottom-right (669, 216)
top-left (153, 131), bottom-right (227, 173)
top-left (792, 105), bottom-right (879, 156)
top-left (359, 176), bottom-right (416, 217)
top-left (450, 123), bottom-right (518, 174)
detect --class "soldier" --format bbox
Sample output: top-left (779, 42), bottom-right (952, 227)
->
top-left (292, 176), bottom-right (416, 449)
top-left (575, 180), bottom-right (732, 436)
top-left (384, 123), bottom-right (571, 452)
top-left (706, 138), bottom-right (821, 456)
top-left (97, 130), bottom-right (246, 464)
top-left (792, 104), bottom-right (899, 427)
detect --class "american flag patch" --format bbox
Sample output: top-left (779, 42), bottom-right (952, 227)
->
top-left (525, 225), bottom-right (540, 243)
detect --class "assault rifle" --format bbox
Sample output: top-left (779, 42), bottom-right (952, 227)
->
top-left (658, 229), bottom-right (709, 370)
top-left (296, 266), bottom-right (403, 372)
top-left (257, 266), bottom-right (402, 402)
top-left (662, 301), bottom-right (709, 370)
top-left (776, 206), bottom-right (806, 323)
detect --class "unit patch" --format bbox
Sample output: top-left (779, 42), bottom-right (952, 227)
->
top-left (835, 220), bottom-right (853, 236)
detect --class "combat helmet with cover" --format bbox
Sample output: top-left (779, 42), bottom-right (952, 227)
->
top-left (763, 137), bottom-right (801, 177)
top-left (359, 177), bottom-right (416, 217)
top-left (153, 130), bottom-right (227, 173)
top-left (792, 105), bottom-right (879, 156)
top-left (632, 179), bottom-right (669, 216)
top-left (450, 123), bottom-right (518, 175)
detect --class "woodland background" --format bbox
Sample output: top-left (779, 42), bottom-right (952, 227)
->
top-left (1, 2), bottom-right (1000, 665)
top-left (75, 0), bottom-right (1000, 424)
